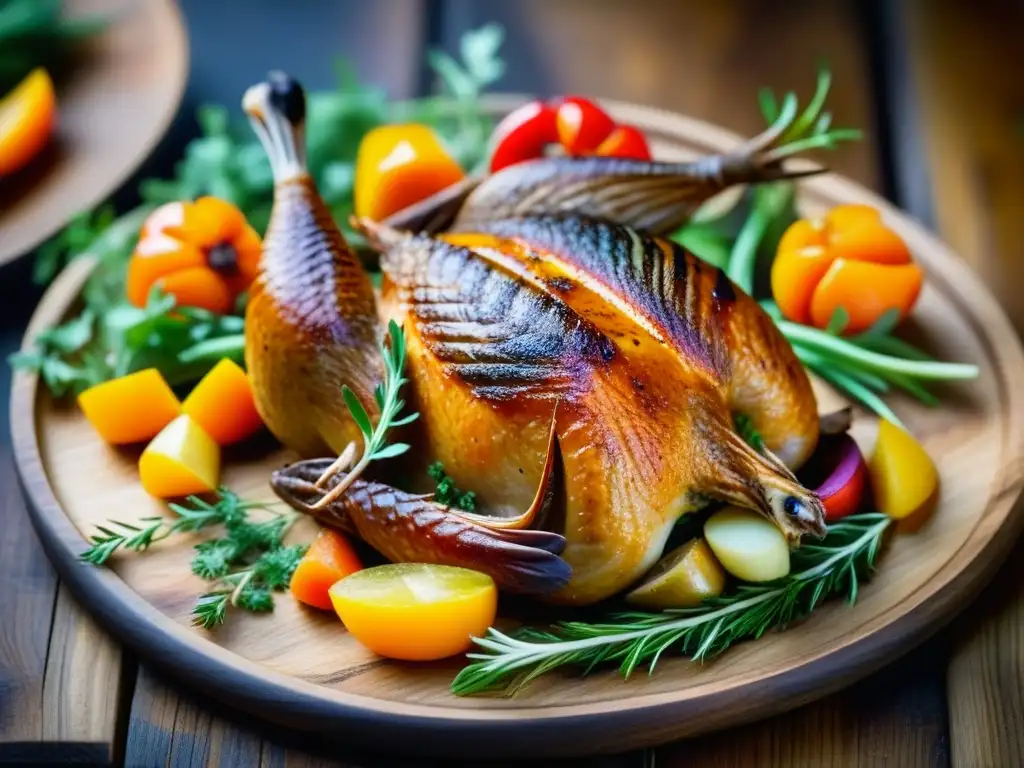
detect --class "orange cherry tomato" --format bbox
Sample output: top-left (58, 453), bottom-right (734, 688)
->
top-left (126, 197), bottom-right (261, 313)
top-left (489, 100), bottom-right (558, 172)
top-left (595, 125), bottom-right (652, 160)
top-left (0, 68), bottom-right (57, 177)
top-left (772, 204), bottom-right (922, 334)
top-left (554, 96), bottom-right (616, 155)
top-left (809, 259), bottom-right (924, 334)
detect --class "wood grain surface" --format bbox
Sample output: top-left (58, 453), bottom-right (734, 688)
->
top-left (0, 0), bottom-right (188, 267)
top-left (10, 100), bottom-right (1024, 759)
top-left (901, 2), bottom-right (1024, 766)
top-left (3, 1), bottom-right (1024, 765)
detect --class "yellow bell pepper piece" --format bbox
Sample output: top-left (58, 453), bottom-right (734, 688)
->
top-left (139, 415), bottom-right (221, 498)
top-left (868, 420), bottom-right (939, 520)
top-left (354, 124), bottom-right (465, 222)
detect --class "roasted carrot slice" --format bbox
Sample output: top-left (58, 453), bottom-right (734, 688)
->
top-left (181, 359), bottom-right (264, 446)
top-left (78, 369), bottom-right (181, 444)
top-left (290, 529), bottom-right (363, 610)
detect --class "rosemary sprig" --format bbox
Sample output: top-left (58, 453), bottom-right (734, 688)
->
top-left (311, 320), bottom-right (418, 508)
top-left (451, 513), bottom-right (890, 696)
top-left (80, 489), bottom-right (261, 564)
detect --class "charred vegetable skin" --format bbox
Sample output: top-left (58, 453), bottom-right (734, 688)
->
top-left (248, 73), bottom-right (826, 605)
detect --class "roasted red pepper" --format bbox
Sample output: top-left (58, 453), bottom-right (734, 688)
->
top-left (489, 95), bottom-right (651, 170)
top-left (488, 100), bottom-right (558, 172)
top-left (595, 125), bottom-right (652, 161)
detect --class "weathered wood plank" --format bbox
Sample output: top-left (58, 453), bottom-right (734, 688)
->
top-left (127, 670), bottom-right (649, 767)
top-left (0, 448), bottom-right (57, 747)
top-left (439, 0), bottom-right (880, 188)
top-left (896, 3), bottom-right (1024, 764)
top-left (659, 638), bottom-right (950, 766)
top-left (125, 668), bottom-right (264, 768)
top-left (40, 586), bottom-right (125, 763)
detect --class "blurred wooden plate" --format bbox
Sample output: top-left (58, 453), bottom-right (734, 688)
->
top-left (10, 98), bottom-right (1024, 758)
top-left (0, 0), bottom-right (187, 267)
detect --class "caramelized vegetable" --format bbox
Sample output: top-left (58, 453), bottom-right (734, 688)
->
top-left (181, 359), bottom-right (263, 446)
top-left (704, 507), bottom-right (791, 582)
top-left (488, 100), bottom-right (557, 172)
top-left (78, 369), bottom-right (180, 444)
top-left (0, 68), bottom-right (56, 177)
top-left (354, 124), bottom-right (465, 221)
top-left (138, 415), bottom-right (220, 498)
top-left (126, 197), bottom-right (261, 314)
top-left (290, 529), bottom-right (362, 610)
top-left (554, 96), bottom-right (615, 154)
top-left (595, 125), bottom-right (651, 160)
top-left (626, 538), bottom-right (725, 608)
top-left (869, 420), bottom-right (938, 522)
top-left (772, 204), bottom-right (924, 333)
top-left (329, 564), bottom-right (497, 661)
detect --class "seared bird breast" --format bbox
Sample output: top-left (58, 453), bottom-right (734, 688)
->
top-left (245, 74), bottom-right (826, 605)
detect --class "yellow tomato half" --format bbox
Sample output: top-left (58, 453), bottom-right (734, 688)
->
top-left (329, 564), bottom-right (497, 661)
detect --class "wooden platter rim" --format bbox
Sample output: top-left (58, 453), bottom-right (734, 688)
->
top-left (0, 0), bottom-right (189, 267)
top-left (10, 99), bottom-right (1024, 758)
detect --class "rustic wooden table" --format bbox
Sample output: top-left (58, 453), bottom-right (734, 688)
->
top-left (2, 1), bottom-right (1022, 765)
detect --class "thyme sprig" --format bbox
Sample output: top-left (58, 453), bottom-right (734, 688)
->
top-left (80, 489), bottom-right (306, 628)
top-left (451, 513), bottom-right (890, 696)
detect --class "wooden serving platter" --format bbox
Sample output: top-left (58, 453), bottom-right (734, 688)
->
top-left (0, 0), bottom-right (188, 267)
top-left (11, 100), bottom-right (1024, 759)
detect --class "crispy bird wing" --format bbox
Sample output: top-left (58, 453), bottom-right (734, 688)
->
top-left (461, 215), bottom-right (820, 468)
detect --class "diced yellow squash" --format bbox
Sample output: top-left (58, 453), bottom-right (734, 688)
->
top-left (139, 415), bottom-right (220, 498)
top-left (869, 420), bottom-right (939, 521)
top-left (78, 369), bottom-right (181, 444)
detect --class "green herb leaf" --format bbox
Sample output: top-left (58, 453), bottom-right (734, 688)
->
top-left (451, 514), bottom-right (891, 696)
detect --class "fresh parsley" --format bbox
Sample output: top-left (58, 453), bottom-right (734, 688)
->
top-left (80, 489), bottom-right (306, 628)
top-left (428, 461), bottom-right (477, 511)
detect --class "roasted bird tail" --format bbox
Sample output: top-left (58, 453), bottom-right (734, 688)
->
top-left (271, 459), bottom-right (572, 595)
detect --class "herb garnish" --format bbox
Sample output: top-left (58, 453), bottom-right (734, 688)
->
top-left (428, 462), bottom-right (477, 511)
top-left (312, 320), bottom-right (418, 509)
top-left (452, 513), bottom-right (890, 696)
top-left (81, 489), bottom-right (306, 628)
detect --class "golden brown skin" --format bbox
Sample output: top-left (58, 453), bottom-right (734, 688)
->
top-left (358, 219), bottom-right (824, 604)
top-left (243, 75), bottom-right (382, 457)
top-left (247, 74), bottom-right (826, 605)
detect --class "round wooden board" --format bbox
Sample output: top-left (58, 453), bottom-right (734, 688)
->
top-left (11, 99), bottom-right (1024, 759)
top-left (0, 0), bottom-right (188, 267)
